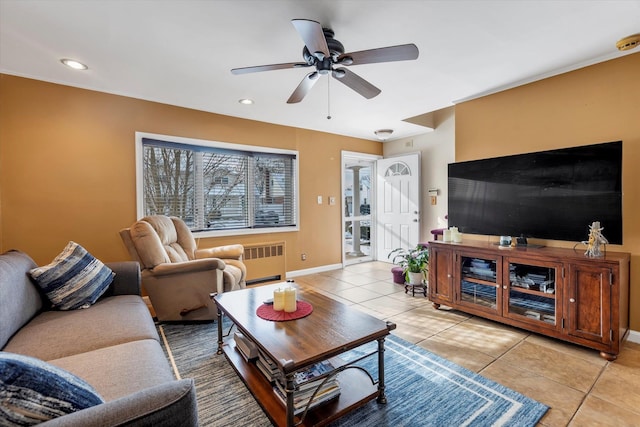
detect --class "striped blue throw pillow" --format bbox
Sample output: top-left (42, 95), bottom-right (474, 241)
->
top-left (29, 241), bottom-right (115, 310)
top-left (0, 352), bottom-right (104, 425)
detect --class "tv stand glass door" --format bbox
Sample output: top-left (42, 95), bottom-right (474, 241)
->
top-left (504, 258), bottom-right (561, 330)
top-left (457, 253), bottom-right (501, 315)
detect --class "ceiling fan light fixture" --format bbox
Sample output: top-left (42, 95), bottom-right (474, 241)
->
top-left (375, 129), bottom-right (394, 141)
top-left (616, 33), bottom-right (640, 51)
top-left (60, 58), bottom-right (88, 70)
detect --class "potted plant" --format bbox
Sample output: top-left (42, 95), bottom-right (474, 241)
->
top-left (388, 244), bottom-right (429, 285)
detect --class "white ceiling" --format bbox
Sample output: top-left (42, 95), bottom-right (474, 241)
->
top-left (1, 0), bottom-right (638, 142)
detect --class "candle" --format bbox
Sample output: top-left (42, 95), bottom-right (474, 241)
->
top-left (273, 288), bottom-right (284, 311)
top-left (443, 230), bottom-right (452, 242)
top-left (284, 287), bottom-right (297, 313)
top-left (453, 230), bottom-right (462, 243)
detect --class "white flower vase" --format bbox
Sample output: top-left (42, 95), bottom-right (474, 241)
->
top-left (407, 272), bottom-right (423, 285)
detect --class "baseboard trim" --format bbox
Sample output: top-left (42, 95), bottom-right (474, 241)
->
top-left (627, 329), bottom-right (640, 344)
top-left (286, 263), bottom-right (342, 278)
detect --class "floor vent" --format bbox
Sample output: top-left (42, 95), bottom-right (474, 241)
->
top-left (243, 242), bottom-right (286, 285)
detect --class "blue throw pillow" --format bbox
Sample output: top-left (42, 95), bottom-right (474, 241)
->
top-left (0, 352), bottom-right (104, 425)
top-left (29, 241), bottom-right (115, 310)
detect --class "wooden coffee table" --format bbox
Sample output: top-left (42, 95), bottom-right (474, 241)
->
top-left (214, 282), bottom-right (395, 427)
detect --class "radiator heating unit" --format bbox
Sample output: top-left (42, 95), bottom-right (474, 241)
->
top-left (243, 242), bottom-right (286, 285)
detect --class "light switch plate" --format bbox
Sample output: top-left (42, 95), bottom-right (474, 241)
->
top-left (329, 196), bottom-right (336, 206)
top-left (317, 195), bottom-right (323, 204)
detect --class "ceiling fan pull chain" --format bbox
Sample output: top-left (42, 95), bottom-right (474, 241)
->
top-left (327, 76), bottom-right (332, 120)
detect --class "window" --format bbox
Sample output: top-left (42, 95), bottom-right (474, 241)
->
top-left (385, 162), bottom-right (410, 177)
top-left (136, 133), bottom-right (298, 236)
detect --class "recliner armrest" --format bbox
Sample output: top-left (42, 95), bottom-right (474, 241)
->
top-left (149, 258), bottom-right (225, 276)
top-left (196, 244), bottom-right (244, 260)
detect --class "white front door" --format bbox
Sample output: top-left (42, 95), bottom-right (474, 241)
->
top-left (376, 153), bottom-right (421, 262)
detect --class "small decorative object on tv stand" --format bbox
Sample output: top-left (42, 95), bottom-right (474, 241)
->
top-left (450, 227), bottom-right (462, 243)
top-left (583, 221), bottom-right (608, 257)
top-left (499, 236), bottom-right (512, 247)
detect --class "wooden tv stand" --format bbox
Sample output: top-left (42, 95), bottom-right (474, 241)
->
top-left (428, 240), bottom-right (630, 360)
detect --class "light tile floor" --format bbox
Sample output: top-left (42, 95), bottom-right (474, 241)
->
top-left (292, 261), bottom-right (640, 427)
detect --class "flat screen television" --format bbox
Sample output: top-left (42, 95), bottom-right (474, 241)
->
top-left (447, 141), bottom-right (623, 245)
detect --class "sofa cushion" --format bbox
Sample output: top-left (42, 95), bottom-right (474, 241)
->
top-left (3, 295), bottom-right (159, 361)
top-left (0, 251), bottom-right (42, 350)
top-left (29, 242), bottom-right (114, 310)
top-left (48, 340), bottom-right (175, 401)
top-left (39, 379), bottom-right (197, 427)
top-left (0, 352), bottom-right (104, 425)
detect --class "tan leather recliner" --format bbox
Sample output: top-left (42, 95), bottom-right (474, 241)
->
top-left (119, 215), bottom-right (246, 322)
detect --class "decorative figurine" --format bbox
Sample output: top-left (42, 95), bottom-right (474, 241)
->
top-left (583, 221), bottom-right (608, 257)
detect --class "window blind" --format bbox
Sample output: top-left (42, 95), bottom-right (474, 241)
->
top-left (141, 137), bottom-right (297, 232)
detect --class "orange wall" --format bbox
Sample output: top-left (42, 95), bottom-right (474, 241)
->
top-left (455, 52), bottom-right (640, 330)
top-left (0, 74), bottom-right (382, 272)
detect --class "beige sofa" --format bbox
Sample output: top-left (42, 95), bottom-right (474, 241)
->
top-left (0, 250), bottom-right (198, 426)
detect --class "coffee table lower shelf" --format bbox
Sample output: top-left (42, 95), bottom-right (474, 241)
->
top-left (223, 340), bottom-right (379, 427)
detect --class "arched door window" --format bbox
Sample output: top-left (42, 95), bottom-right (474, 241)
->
top-left (384, 162), bottom-right (411, 177)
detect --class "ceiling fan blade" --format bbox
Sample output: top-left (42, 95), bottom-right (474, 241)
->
top-left (339, 44), bottom-right (419, 66)
top-left (292, 19), bottom-right (329, 60)
top-left (332, 68), bottom-right (381, 99)
top-left (287, 72), bottom-right (320, 104)
top-left (231, 62), bottom-right (309, 75)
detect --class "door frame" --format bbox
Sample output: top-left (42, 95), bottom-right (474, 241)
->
top-left (341, 151), bottom-right (382, 267)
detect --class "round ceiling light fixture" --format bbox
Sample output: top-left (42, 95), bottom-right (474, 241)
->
top-left (238, 98), bottom-right (254, 105)
top-left (60, 58), bottom-right (88, 70)
top-left (616, 33), bottom-right (640, 51)
top-left (374, 129), bottom-right (394, 141)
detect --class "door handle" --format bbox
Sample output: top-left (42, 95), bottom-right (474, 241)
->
top-left (569, 298), bottom-right (576, 303)
top-left (413, 219), bottom-right (419, 222)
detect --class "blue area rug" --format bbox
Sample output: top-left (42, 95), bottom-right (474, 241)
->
top-left (330, 335), bottom-right (548, 426)
top-left (159, 323), bottom-right (548, 426)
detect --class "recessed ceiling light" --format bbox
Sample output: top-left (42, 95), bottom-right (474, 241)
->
top-left (60, 58), bottom-right (88, 70)
top-left (238, 98), bottom-right (254, 105)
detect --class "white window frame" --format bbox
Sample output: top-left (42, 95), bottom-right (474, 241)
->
top-left (135, 132), bottom-right (300, 237)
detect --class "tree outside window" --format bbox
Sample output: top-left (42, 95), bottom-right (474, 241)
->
top-left (140, 137), bottom-right (297, 233)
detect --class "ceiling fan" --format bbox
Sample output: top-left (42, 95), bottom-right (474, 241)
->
top-left (231, 19), bottom-right (419, 104)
